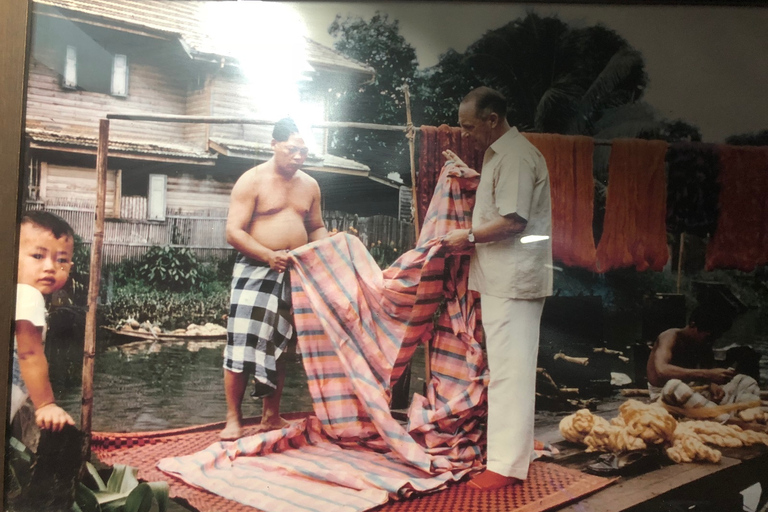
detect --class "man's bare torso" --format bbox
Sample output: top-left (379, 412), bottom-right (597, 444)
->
top-left (244, 164), bottom-right (315, 251)
top-left (647, 328), bottom-right (708, 387)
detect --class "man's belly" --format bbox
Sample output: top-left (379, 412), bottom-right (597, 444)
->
top-left (249, 216), bottom-right (308, 251)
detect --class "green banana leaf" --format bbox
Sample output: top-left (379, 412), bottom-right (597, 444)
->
top-left (6, 437), bottom-right (35, 501)
top-left (77, 463), bottom-right (170, 512)
top-left (6, 435), bottom-right (169, 512)
top-left (76, 482), bottom-right (102, 512)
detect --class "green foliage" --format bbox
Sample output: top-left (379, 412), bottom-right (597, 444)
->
top-left (725, 128), bottom-right (768, 146)
top-left (110, 247), bottom-right (232, 295)
top-left (77, 463), bottom-right (169, 512)
top-left (101, 288), bottom-right (229, 331)
top-left (417, 12), bottom-right (653, 137)
top-left (135, 246), bottom-right (201, 292)
top-left (69, 234), bottom-right (91, 305)
top-left (6, 439), bottom-right (168, 512)
top-left (328, 12), bottom-right (419, 181)
top-left (639, 119), bottom-right (703, 143)
top-left (370, 240), bottom-right (399, 269)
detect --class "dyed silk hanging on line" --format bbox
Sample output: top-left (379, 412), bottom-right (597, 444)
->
top-left (706, 145), bottom-right (768, 271)
top-left (596, 138), bottom-right (669, 272)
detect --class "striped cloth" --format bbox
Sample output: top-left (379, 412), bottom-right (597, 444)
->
top-left (158, 163), bottom-right (553, 511)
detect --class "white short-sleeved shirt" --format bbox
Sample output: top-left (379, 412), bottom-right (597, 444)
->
top-left (10, 284), bottom-right (47, 421)
top-left (468, 127), bottom-right (553, 299)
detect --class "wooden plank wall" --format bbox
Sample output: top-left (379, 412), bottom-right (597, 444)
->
top-left (166, 173), bottom-right (233, 212)
top-left (26, 38), bottom-right (192, 145)
top-left (184, 76), bottom-right (210, 146)
top-left (208, 71), bottom-right (273, 144)
top-left (44, 163), bottom-right (118, 215)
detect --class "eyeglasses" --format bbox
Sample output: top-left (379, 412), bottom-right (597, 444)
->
top-left (284, 145), bottom-right (309, 156)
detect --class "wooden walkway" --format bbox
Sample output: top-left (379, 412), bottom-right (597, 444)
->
top-left (539, 422), bottom-right (768, 511)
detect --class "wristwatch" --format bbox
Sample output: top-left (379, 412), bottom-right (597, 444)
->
top-left (467, 229), bottom-right (475, 244)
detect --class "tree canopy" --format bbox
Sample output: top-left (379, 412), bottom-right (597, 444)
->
top-left (327, 12), bottom-right (418, 181)
top-left (726, 129), bottom-right (768, 146)
top-left (327, 10), bottom-right (706, 182)
top-left (420, 12), bottom-right (653, 137)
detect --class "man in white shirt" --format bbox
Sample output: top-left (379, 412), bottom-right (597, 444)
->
top-left (443, 86), bottom-right (553, 490)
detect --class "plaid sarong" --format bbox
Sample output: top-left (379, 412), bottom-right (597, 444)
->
top-left (224, 254), bottom-right (295, 392)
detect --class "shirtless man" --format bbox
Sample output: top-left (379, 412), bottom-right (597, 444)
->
top-left (221, 118), bottom-right (328, 440)
top-left (647, 306), bottom-right (759, 421)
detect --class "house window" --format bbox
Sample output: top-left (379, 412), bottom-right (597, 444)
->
top-left (111, 54), bottom-right (128, 96)
top-left (147, 174), bottom-right (167, 221)
top-left (63, 45), bottom-right (77, 89)
top-left (59, 44), bottom-right (128, 96)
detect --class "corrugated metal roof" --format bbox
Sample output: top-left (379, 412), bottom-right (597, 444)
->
top-left (209, 138), bottom-right (370, 174)
top-left (33, 0), bottom-right (375, 78)
top-left (27, 128), bottom-right (216, 161)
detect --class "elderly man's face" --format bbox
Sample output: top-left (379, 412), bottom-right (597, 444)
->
top-left (458, 100), bottom-right (494, 152)
top-left (273, 133), bottom-right (309, 173)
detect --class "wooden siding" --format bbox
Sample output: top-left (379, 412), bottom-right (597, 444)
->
top-left (184, 77), bottom-right (210, 145)
top-left (26, 36), bottom-right (194, 145)
top-left (208, 72), bottom-right (272, 144)
top-left (207, 72), bottom-right (329, 151)
top-left (43, 163), bottom-right (119, 215)
top-left (166, 173), bottom-right (233, 213)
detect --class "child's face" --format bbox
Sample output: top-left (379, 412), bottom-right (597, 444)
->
top-left (17, 222), bottom-right (74, 295)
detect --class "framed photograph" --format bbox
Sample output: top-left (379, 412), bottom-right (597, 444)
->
top-left (2, 1), bottom-right (767, 510)
top-left (1, 0), bottom-right (29, 500)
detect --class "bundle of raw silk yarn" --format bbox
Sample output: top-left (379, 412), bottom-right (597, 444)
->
top-left (559, 399), bottom-right (768, 464)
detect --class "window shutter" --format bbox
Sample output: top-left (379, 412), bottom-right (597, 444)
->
top-left (111, 54), bottom-right (128, 96)
top-left (63, 45), bottom-right (77, 88)
top-left (147, 174), bottom-right (167, 221)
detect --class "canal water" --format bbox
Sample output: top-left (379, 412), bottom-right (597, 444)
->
top-left (45, 309), bottom-right (767, 433)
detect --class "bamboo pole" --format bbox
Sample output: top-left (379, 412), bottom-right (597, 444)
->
top-left (402, 84), bottom-right (430, 387)
top-left (106, 113), bottom-right (418, 132)
top-left (676, 232), bottom-right (685, 294)
top-left (81, 119), bottom-right (109, 448)
top-left (402, 85), bottom-right (420, 238)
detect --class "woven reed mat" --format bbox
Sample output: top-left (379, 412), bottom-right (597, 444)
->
top-left (92, 415), bottom-right (615, 512)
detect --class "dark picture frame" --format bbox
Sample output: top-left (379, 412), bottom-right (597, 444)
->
top-left (1, 0), bottom-right (766, 508)
top-left (1, 0), bottom-right (30, 501)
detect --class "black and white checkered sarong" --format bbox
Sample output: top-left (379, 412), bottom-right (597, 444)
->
top-left (224, 254), bottom-right (295, 392)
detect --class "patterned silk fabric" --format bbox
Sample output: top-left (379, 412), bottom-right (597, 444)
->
top-left (290, 162), bottom-right (485, 472)
top-left (159, 165), bottom-right (494, 511)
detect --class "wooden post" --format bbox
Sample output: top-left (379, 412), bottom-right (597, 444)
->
top-left (402, 84), bottom-right (420, 239)
top-left (676, 232), bottom-right (685, 294)
top-left (402, 84), bottom-right (430, 386)
top-left (81, 119), bottom-right (109, 448)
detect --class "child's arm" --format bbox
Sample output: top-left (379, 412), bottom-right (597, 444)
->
top-left (15, 320), bottom-right (75, 431)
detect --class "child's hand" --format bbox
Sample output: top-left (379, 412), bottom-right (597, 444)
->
top-left (35, 403), bottom-right (75, 431)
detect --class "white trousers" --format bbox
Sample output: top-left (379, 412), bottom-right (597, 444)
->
top-left (482, 295), bottom-right (544, 480)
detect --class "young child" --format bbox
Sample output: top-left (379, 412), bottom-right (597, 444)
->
top-left (11, 211), bottom-right (76, 435)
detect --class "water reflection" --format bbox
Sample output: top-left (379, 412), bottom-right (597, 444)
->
top-left (49, 336), bottom-right (314, 432)
top-left (44, 309), bottom-right (766, 433)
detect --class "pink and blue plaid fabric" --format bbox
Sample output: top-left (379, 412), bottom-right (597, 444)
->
top-left (158, 165), bottom-right (552, 511)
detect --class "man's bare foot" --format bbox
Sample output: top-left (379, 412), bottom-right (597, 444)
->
top-left (253, 416), bottom-right (291, 433)
top-left (219, 421), bottom-right (243, 441)
top-left (467, 470), bottom-right (521, 490)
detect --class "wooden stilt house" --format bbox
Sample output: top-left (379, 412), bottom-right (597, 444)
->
top-left (23, 0), bottom-right (411, 264)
